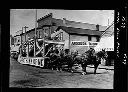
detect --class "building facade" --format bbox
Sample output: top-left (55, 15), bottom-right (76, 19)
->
top-left (12, 13), bottom-right (108, 54)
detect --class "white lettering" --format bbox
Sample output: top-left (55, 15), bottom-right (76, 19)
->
top-left (71, 41), bottom-right (98, 46)
top-left (18, 56), bottom-right (44, 67)
top-left (71, 41), bottom-right (88, 46)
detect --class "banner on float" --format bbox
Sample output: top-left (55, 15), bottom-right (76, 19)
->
top-left (18, 55), bottom-right (44, 67)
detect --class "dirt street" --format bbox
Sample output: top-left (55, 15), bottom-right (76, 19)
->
top-left (9, 58), bottom-right (114, 88)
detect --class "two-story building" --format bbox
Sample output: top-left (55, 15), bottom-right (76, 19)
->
top-left (12, 13), bottom-right (107, 54)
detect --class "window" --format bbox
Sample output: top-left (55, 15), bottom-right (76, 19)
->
top-left (88, 36), bottom-right (91, 41)
top-left (52, 22), bottom-right (56, 26)
top-left (96, 37), bottom-right (100, 42)
top-left (14, 38), bottom-right (17, 43)
top-left (60, 32), bottom-right (63, 41)
top-left (53, 32), bottom-right (63, 41)
top-left (38, 31), bottom-right (40, 38)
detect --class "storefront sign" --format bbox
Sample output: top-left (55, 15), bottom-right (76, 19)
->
top-left (88, 42), bottom-right (98, 46)
top-left (71, 41), bottom-right (98, 46)
top-left (71, 41), bottom-right (88, 46)
top-left (18, 55), bottom-right (44, 67)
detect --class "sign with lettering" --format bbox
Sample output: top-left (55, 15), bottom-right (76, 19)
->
top-left (88, 42), bottom-right (98, 46)
top-left (71, 41), bottom-right (88, 46)
top-left (71, 41), bottom-right (98, 46)
top-left (18, 55), bottom-right (44, 67)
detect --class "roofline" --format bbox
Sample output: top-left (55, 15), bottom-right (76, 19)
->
top-left (63, 18), bottom-right (107, 27)
top-left (52, 18), bottom-right (107, 28)
top-left (68, 33), bottom-right (101, 36)
top-left (17, 25), bottom-right (53, 36)
top-left (13, 35), bottom-right (21, 37)
top-left (101, 21), bottom-right (114, 37)
top-left (58, 26), bottom-right (102, 36)
top-left (37, 13), bottom-right (52, 22)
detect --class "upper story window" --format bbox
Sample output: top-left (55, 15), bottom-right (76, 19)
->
top-left (88, 36), bottom-right (91, 41)
top-left (14, 37), bottom-right (17, 43)
top-left (43, 27), bottom-right (49, 38)
top-left (52, 22), bottom-right (56, 26)
top-left (53, 32), bottom-right (63, 41)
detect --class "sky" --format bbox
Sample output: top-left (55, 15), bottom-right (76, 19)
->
top-left (10, 9), bottom-right (114, 36)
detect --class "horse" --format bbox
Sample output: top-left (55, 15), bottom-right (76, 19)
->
top-left (61, 53), bottom-right (74, 72)
top-left (96, 49), bottom-right (108, 65)
top-left (79, 49), bottom-right (108, 74)
top-left (71, 49), bottom-right (101, 74)
top-left (48, 49), bottom-right (62, 71)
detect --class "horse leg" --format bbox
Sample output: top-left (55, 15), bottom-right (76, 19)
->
top-left (56, 67), bottom-right (59, 71)
top-left (51, 66), bottom-right (54, 70)
top-left (51, 63), bottom-right (54, 70)
top-left (59, 63), bottom-right (62, 72)
top-left (82, 64), bottom-right (87, 74)
top-left (70, 64), bottom-right (73, 73)
top-left (58, 66), bottom-right (62, 72)
top-left (51, 64), bottom-right (54, 70)
top-left (94, 64), bottom-right (99, 74)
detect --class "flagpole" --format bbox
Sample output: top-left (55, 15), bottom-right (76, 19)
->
top-left (34, 9), bottom-right (37, 57)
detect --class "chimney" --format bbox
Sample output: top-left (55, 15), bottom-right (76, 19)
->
top-left (96, 24), bottom-right (99, 31)
top-left (63, 18), bottom-right (66, 25)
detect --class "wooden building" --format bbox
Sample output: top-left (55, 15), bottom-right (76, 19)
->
top-left (12, 13), bottom-right (108, 54)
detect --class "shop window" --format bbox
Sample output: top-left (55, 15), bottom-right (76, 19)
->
top-left (88, 36), bottom-right (91, 41)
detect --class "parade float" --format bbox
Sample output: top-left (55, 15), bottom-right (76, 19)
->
top-left (17, 10), bottom-right (64, 68)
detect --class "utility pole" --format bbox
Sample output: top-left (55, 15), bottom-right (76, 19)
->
top-left (34, 9), bottom-right (37, 57)
top-left (22, 26), bottom-right (28, 57)
top-left (20, 27), bottom-right (23, 55)
top-left (23, 26), bottom-right (29, 42)
top-left (21, 27), bottom-right (23, 45)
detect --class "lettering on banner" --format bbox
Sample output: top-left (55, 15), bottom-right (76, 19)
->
top-left (18, 55), bottom-right (25, 64)
top-left (18, 56), bottom-right (44, 67)
top-left (33, 59), bottom-right (37, 65)
top-left (39, 58), bottom-right (44, 67)
top-left (25, 58), bottom-right (29, 64)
